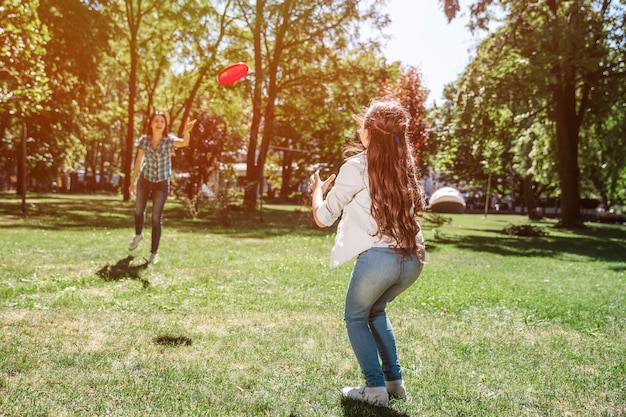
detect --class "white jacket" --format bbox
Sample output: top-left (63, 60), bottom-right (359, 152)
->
top-left (317, 152), bottom-right (423, 268)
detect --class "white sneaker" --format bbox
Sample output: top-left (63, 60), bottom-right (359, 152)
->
top-left (341, 386), bottom-right (389, 407)
top-left (386, 379), bottom-right (407, 400)
top-left (149, 252), bottom-right (159, 264)
top-left (128, 234), bottom-right (143, 251)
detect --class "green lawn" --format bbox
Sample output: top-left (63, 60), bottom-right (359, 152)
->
top-left (1, 193), bottom-right (625, 417)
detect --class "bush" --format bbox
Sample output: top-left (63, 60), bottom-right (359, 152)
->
top-left (503, 224), bottom-right (548, 237)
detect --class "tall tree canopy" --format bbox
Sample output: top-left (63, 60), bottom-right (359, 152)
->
top-left (0, 0), bottom-right (50, 118)
top-left (435, 0), bottom-right (626, 227)
top-left (1, 0), bottom-right (111, 197)
top-left (380, 66), bottom-right (430, 171)
top-left (0, 0), bottom-right (50, 195)
top-left (237, 0), bottom-right (391, 210)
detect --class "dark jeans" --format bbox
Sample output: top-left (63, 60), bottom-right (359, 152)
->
top-left (134, 176), bottom-right (169, 254)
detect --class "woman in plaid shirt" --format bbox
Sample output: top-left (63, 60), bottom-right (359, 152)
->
top-left (127, 111), bottom-right (196, 264)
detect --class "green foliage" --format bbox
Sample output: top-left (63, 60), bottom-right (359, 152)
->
top-left (0, 0), bottom-right (116, 193)
top-left (215, 163), bottom-right (239, 226)
top-left (270, 48), bottom-right (393, 200)
top-left (175, 111), bottom-right (233, 199)
top-left (236, 0), bottom-right (394, 209)
top-left (0, 0), bottom-right (51, 115)
top-left (431, 0), bottom-right (626, 224)
top-left (421, 212), bottom-right (452, 240)
top-left (380, 66), bottom-right (430, 170)
top-left (502, 224), bottom-right (548, 237)
top-left (579, 67), bottom-right (626, 209)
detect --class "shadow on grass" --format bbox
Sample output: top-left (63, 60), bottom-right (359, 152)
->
top-left (96, 255), bottom-right (151, 288)
top-left (437, 224), bottom-right (626, 265)
top-left (0, 193), bottom-right (324, 239)
top-left (0, 193), bottom-right (132, 230)
top-left (3, 195), bottom-right (625, 263)
top-left (173, 210), bottom-right (327, 239)
top-left (340, 397), bottom-right (410, 417)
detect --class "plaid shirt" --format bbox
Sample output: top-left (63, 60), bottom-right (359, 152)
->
top-left (135, 134), bottom-right (177, 182)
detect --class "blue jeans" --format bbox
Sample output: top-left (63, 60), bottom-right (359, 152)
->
top-left (134, 176), bottom-right (169, 254)
top-left (344, 246), bottom-right (424, 387)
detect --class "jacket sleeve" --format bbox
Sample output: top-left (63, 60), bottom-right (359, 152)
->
top-left (316, 159), bottom-right (366, 227)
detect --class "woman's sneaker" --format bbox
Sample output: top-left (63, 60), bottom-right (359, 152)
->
top-left (341, 386), bottom-right (389, 407)
top-left (386, 379), bottom-right (407, 400)
top-left (149, 252), bottom-right (159, 264)
top-left (128, 234), bottom-right (143, 250)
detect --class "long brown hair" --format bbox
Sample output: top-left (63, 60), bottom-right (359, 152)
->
top-left (360, 99), bottom-right (425, 257)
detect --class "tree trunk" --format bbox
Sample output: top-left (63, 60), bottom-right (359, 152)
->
top-left (243, 0), bottom-right (292, 211)
top-left (19, 121), bottom-right (27, 214)
top-left (279, 149), bottom-right (294, 201)
top-left (176, 71), bottom-right (203, 138)
top-left (243, 0), bottom-right (265, 212)
top-left (522, 176), bottom-right (541, 220)
top-left (123, 1), bottom-right (141, 202)
top-left (255, 90), bottom-right (278, 205)
top-left (553, 82), bottom-right (582, 228)
top-left (123, 47), bottom-right (137, 202)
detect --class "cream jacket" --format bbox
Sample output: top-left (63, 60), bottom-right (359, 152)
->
top-left (316, 152), bottom-right (400, 268)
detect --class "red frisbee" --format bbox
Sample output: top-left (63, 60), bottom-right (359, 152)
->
top-left (217, 62), bottom-right (249, 85)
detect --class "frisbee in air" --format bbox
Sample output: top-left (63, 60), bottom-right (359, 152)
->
top-left (217, 62), bottom-right (249, 85)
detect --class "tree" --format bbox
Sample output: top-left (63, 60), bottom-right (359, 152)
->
top-left (440, 0), bottom-right (626, 227)
top-left (109, 0), bottom-right (240, 201)
top-left (169, 0), bottom-right (237, 137)
top-left (178, 111), bottom-right (233, 202)
top-left (580, 89), bottom-right (626, 210)
top-left (0, 0), bottom-right (50, 117)
top-left (0, 0), bottom-right (50, 211)
top-left (116, 0), bottom-right (157, 201)
top-left (380, 66), bottom-right (430, 171)
top-left (35, 0), bottom-right (112, 192)
top-left (271, 49), bottom-right (393, 202)
top-left (236, 0), bottom-right (389, 211)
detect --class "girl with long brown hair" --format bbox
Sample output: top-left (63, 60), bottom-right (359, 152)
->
top-left (311, 99), bottom-right (425, 407)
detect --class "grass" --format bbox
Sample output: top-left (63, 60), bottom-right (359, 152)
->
top-left (0, 193), bottom-right (625, 417)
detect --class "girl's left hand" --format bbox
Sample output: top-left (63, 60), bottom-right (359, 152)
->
top-left (310, 169), bottom-right (336, 194)
top-left (183, 118), bottom-right (197, 133)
